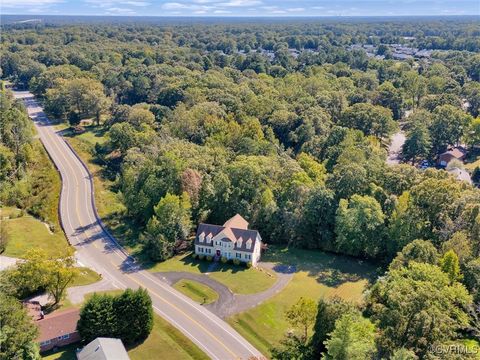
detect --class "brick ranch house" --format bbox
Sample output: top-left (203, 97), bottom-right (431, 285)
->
top-left (24, 302), bottom-right (81, 352)
top-left (194, 214), bottom-right (262, 266)
top-left (38, 308), bottom-right (81, 352)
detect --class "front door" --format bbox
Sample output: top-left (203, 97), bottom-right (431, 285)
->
top-left (216, 250), bottom-right (221, 256)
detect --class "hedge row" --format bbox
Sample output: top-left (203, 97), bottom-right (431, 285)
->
top-left (192, 253), bottom-right (252, 268)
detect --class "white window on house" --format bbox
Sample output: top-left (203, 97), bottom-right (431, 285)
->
top-left (61, 334), bottom-right (70, 340)
top-left (236, 253), bottom-right (241, 259)
top-left (198, 233), bottom-right (204, 242)
top-left (40, 340), bottom-right (51, 346)
top-left (246, 239), bottom-right (252, 250)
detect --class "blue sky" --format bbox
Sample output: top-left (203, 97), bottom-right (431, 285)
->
top-left (2, 0), bottom-right (479, 17)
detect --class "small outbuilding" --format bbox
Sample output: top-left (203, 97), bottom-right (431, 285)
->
top-left (77, 337), bottom-right (130, 360)
top-left (438, 147), bottom-right (467, 167)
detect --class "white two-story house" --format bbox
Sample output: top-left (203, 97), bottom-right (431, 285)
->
top-left (194, 214), bottom-right (262, 266)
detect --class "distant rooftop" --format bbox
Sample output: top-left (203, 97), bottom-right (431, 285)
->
top-left (77, 337), bottom-right (130, 360)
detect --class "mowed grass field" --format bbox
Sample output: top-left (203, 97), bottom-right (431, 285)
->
top-left (173, 279), bottom-right (219, 304)
top-left (70, 267), bottom-right (102, 287)
top-left (1, 213), bottom-right (70, 258)
top-left (128, 315), bottom-right (209, 360)
top-left (227, 246), bottom-right (379, 357)
top-left (149, 252), bottom-right (277, 295)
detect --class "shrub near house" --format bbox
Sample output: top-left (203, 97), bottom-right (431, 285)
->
top-left (194, 214), bottom-right (262, 266)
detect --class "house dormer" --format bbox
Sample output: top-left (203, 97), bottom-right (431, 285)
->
top-left (246, 239), bottom-right (252, 250)
top-left (237, 237), bottom-right (243, 248)
top-left (206, 234), bottom-right (212, 243)
top-left (198, 233), bottom-right (204, 242)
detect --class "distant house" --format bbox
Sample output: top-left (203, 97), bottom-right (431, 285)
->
top-left (438, 147), bottom-right (467, 167)
top-left (447, 167), bottom-right (473, 184)
top-left (194, 214), bottom-right (262, 266)
top-left (77, 337), bottom-right (130, 360)
top-left (37, 308), bottom-right (81, 352)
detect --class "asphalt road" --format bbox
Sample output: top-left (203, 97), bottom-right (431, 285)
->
top-left (13, 90), bottom-right (263, 360)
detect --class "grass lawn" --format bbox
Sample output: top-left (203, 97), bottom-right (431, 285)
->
top-left (2, 215), bottom-right (70, 258)
top-left (83, 289), bottom-right (124, 301)
top-left (129, 314), bottom-right (209, 360)
top-left (148, 252), bottom-right (277, 295)
top-left (41, 343), bottom-right (77, 360)
top-left (70, 267), bottom-right (102, 287)
top-left (173, 279), bottom-right (219, 304)
top-left (0, 207), bottom-right (21, 218)
top-left (227, 246), bottom-right (379, 357)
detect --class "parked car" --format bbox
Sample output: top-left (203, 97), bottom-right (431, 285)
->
top-left (419, 160), bottom-right (431, 169)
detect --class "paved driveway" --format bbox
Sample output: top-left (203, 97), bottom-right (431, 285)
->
top-left (154, 262), bottom-right (295, 318)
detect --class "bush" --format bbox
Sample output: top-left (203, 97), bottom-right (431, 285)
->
top-left (221, 256), bottom-right (227, 264)
top-left (206, 255), bottom-right (213, 262)
top-left (198, 254), bottom-right (205, 260)
top-left (191, 253), bottom-right (198, 260)
top-left (78, 289), bottom-right (153, 346)
top-left (246, 261), bottom-right (252, 268)
top-left (233, 259), bottom-right (241, 266)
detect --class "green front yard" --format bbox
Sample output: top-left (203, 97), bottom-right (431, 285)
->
top-left (148, 252), bottom-right (277, 295)
top-left (227, 246), bottom-right (379, 357)
top-left (2, 213), bottom-right (70, 258)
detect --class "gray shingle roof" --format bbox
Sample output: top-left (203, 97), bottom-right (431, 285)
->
top-left (77, 337), bottom-right (130, 360)
top-left (195, 214), bottom-right (261, 253)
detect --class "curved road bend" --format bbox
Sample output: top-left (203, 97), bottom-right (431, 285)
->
top-left (13, 90), bottom-right (262, 360)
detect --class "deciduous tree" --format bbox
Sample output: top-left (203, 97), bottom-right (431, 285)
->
top-left (0, 294), bottom-right (40, 360)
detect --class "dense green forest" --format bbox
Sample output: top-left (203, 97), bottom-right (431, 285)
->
top-left (1, 17), bottom-right (480, 358)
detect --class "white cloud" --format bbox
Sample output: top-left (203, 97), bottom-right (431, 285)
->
top-left (261, 6), bottom-right (277, 11)
top-left (161, 1), bottom-right (219, 12)
top-left (214, 9), bottom-right (232, 13)
top-left (85, 0), bottom-right (149, 9)
top-left (2, 0), bottom-right (62, 7)
top-left (105, 6), bottom-right (136, 14)
top-left (121, 1), bottom-right (150, 6)
top-left (287, 7), bottom-right (305, 12)
top-left (218, 0), bottom-right (262, 7)
top-left (161, 2), bottom-right (188, 9)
